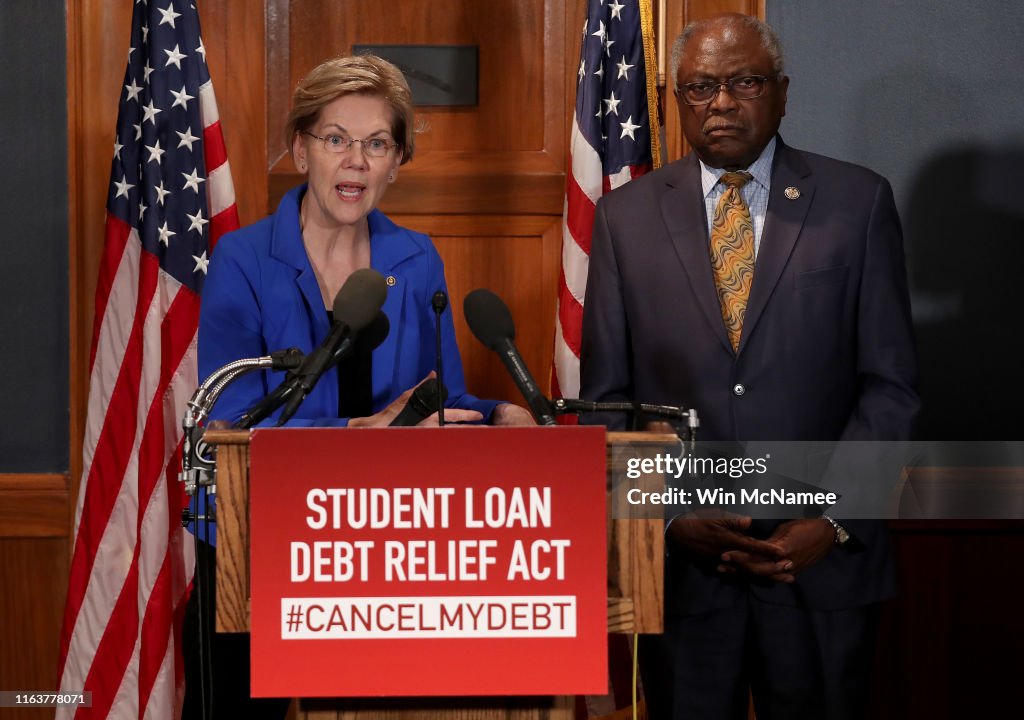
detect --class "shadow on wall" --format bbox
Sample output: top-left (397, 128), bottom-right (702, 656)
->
top-left (904, 146), bottom-right (1024, 440)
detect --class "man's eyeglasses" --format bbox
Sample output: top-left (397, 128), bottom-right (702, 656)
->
top-left (302, 131), bottom-right (397, 157)
top-left (675, 75), bottom-right (776, 106)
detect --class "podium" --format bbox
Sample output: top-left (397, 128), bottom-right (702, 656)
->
top-left (203, 428), bottom-right (670, 718)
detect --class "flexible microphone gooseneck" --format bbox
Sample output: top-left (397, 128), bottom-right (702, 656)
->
top-left (463, 289), bottom-right (557, 426)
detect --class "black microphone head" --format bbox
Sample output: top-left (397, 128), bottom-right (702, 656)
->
top-left (333, 269), bottom-right (387, 332)
top-left (409, 378), bottom-right (449, 415)
top-left (431, 290), bottom-right (449, 314)
top-left (359, 311), bottom-right (390, 351)
top-left (463, 289), bottom-right (515, 350)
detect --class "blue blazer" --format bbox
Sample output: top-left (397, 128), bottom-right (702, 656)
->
top-left (198, 185), bottom-right (499, 426)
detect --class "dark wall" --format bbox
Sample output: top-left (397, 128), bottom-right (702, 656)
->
top-left (0, 1), bottom-right (69, 471)
top-left (768, 1), bottom-right (1024, 440)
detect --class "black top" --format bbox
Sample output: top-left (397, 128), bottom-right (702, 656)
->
top-left (326, 310), bottom-right (373, 419)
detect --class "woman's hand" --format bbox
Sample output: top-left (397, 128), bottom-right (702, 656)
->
top-left (491, 403), bottom-right (536, 426)
top-left (347, 374), bottom-right (483, 427)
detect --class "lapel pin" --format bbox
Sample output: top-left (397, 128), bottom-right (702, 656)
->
top-left (386, 275), bottom-right (397, 287)
top-left (784, 186), bottom-right (801, 200)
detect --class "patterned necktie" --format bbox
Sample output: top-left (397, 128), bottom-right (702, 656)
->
top-left (709, 171), bottom-right (755, 352)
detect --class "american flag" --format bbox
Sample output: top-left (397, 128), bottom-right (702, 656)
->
top-left (57, 1), bottom-right (238, 718)
top-left (554, 0), bottom-right (659, 403)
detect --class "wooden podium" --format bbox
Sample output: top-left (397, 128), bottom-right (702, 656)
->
top-left (203, 428), bottom-right (671, 719)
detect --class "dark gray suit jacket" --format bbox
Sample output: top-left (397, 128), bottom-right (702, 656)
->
top-left (580, 139), bottom-right (919, 613)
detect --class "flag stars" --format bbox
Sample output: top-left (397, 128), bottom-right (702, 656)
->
top-left (604, 91), bottom-right (622, 116)
top-left (592, 20), bottom-right (607, 42)
top-left (176, 126), bottom-right (199, 151)
top-left (125, 78), bottom-right (143, 103)
top-left (594, 62), bottom-right (604, 80)
top-left (133, 123), bottom-right (143, 141)
top-left (114, 175), bottom-right (134, 199)
top-left (154, 180), bottom-right (171, 206)
top-left (609, 0), bottom-right (625, 20)
top-left (578, 59), bottom-right (586, 83)
top-left (192, 251), bottom-right (209, 275)
top-left (165, 44), bottom-right (186, 69)
top-left (142, 99), bottom-right (162, 125)
top-left (145, 140), bottom-right (165, 164)
top-left (138, 201), bottom-right (147, 222)
top-left (158, 3), bottom-right (181, 28)
top-left (616, 56), bottom-right (635, 80)
top-left (186, 209), bottom-right (209, 234)
top-left (141, 24), bottom-right (149, 43)
top-left (114, 140), bottom-right (124, 160)
top-left (170, 85), bottom-right (194, 110)
top-left (603, 35), bottom-right (616, 57)
top-left (196, 38), bottom-right (207, 62)
top-left (157, 221), bottom-right (176, 246)
top-left (619, 115), bottom-right (641, 140)
top-left (143, 61), bottom-right (154, 82)
top-left (181, 168), bottom-right (205, 193)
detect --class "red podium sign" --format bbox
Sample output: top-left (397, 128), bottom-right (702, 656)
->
top-left (248, 426), bottom-right (607, 697)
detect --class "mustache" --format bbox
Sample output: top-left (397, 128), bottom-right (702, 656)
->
top-left (703, 121), bottom-right (745, 134)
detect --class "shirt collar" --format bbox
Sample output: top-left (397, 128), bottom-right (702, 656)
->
top-left (699, 135), bottom-right (777, 198)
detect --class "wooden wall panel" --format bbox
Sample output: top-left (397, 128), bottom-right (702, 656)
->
top-left (390, 216), bottom-right (562, 403)
top-left (0, 475), bottom-right (68, 539)
top-left (0, 537), bottom-right (69, 720)
top-left (268, 0), bottom-right (570, 216)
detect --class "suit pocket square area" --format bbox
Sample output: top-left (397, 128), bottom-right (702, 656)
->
top-left (795, 265), bottom-right (850, 289)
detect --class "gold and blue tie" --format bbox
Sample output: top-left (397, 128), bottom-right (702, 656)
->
top-left (709, 172), bottom-right (755, 352)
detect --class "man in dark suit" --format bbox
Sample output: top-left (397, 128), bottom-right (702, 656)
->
top-left (580, 13), bottom-right (919, 720)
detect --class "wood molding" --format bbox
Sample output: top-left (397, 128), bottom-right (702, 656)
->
top-left (0, 474), bottom-right (70, 539)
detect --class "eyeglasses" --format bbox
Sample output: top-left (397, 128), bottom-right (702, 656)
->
top-left (675, 75), bottom-right (775, 106)
top-left (302, 130), bottom-right (397, 157)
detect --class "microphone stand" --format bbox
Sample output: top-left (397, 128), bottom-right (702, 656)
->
top-left (179, 349), bottom-right (298, 720)
top-left (432, 291), bottom-right (448, 426)
top-left (552, 398), bottom-right (700, 445)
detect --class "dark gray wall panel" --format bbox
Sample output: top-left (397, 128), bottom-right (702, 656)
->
top-left (767, 1), bottom-right (1024, 439)
top-left (0, 1), bottom-right (69, 470)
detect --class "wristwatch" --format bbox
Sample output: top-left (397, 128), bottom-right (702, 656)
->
top-left (821, 514), bottom-right (850, 546)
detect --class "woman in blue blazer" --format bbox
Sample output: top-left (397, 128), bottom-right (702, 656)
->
top-left (185, 54), bottom-right (531, 720)
top-left (199, 55), bottom-right (530, 428)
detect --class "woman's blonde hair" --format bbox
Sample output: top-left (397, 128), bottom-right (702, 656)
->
top-left (285, 54), bottom-right (415, 164)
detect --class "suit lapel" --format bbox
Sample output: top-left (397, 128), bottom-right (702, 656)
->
top-left (659, 155), bottom-right (733, 354)
top-left (738, 141), bottom-right (814, 354)
top-left (268, 186), bottom-right (331, 339)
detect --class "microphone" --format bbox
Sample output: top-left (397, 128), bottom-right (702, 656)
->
top-left (234, 313), bottom-right (389, 430)
top-left (431, 291), bottom-right (448, 426)
top-left (389, 378), bottom-right (449, 427)
top-left (463, 289), bottom-right (557, 426)
top-left (267, 347), bottom-right (305, 371)
top-left (275, 269), bottom-right (388, 425)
